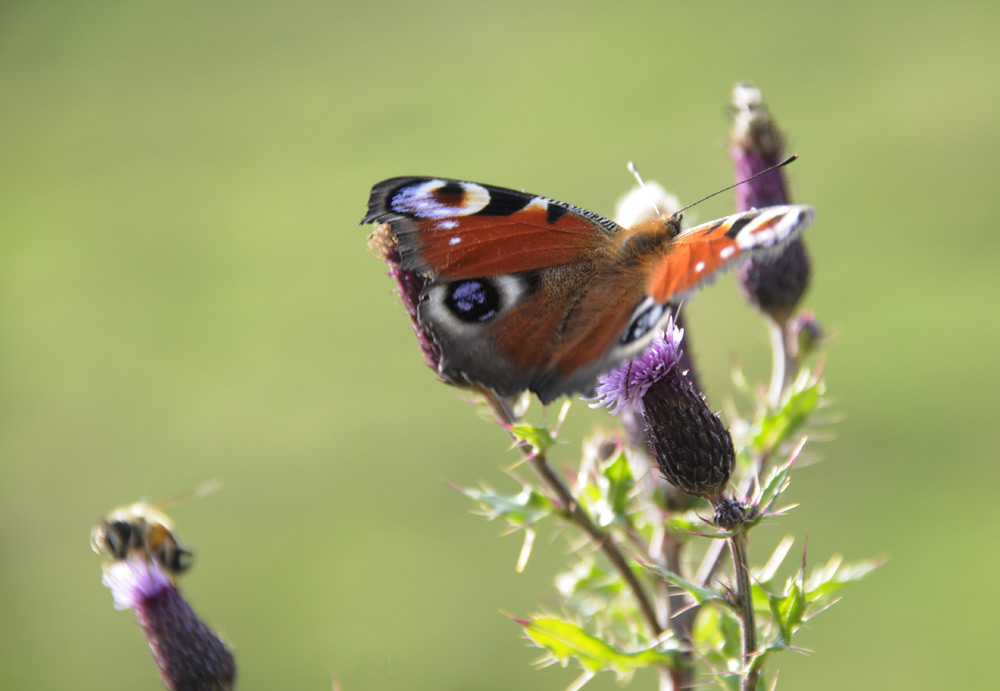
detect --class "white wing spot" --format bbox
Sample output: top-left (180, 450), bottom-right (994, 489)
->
top-left (694, 261), bottom-right (706, 273)
top-left (438, 219), bottom-right (458, 230)
top-left (449, 236), bottom-right (462, 245)
top-left (720, 246), bottom-right (736, 260)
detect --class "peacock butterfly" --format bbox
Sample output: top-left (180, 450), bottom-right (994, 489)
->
top-left (363, 176), bottom-right (813, 403)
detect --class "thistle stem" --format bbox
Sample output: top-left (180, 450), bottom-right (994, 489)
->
top-left (482, 391), bottom-right (664, 638)
top-left (728, 532), bottom-right (759, 691)
top-left (767, 317), bottom-right (795, 409)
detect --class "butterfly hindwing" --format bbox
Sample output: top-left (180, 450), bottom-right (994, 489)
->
top-left (364, 177), bottom-right (630, 399)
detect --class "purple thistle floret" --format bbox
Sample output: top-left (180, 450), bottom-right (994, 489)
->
top-left (590, 315), bottom-right (685, 416)
top-left (102, 559), bottom-right (236, 691)
top-left (368, 225), bottom-right (442, 372)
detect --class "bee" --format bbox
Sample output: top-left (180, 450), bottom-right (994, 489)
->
top-left (90, 482), bottom-right (218, 576)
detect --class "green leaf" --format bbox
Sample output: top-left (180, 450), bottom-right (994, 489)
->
top-left (753, 375), bottom-right (823, 454)
top-left (756, 439), bottom-right (805, 516)
top-left (641, 562), bottom-right (730, 607)
top-left (665, 512), bottom-right (701, 534)
top-left (768, 581), bottom-right (806, 647)
top-left (556, 561), bottom-right (643, 644)
top-left (557, 561), bottom-right (625, 602)
top-left (693, 606), bottom-right (743, 661)
top-left (804, 556), bottom-right (884, 604)
top-left (516, 616), bottom-right (678, 673)
top-left (462, 484), bottom-right (554, 528)
top-left (510, 423), bottom-right (557, 455)
top-left (592, 452), bottom-right (634, 527)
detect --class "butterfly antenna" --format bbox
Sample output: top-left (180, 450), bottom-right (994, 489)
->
top-left (672, 154), bottom-right (798, 218)
top-left (624, 357), bottom-right (635, 400)
top-left (626, 161), bottom-right (662, 216)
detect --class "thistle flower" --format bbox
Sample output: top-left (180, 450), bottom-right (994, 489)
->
top-left (590, 318), bottom-right (686, 416)
top-left (593, 318), bottom-right (733, 502)
top-left (730, 81), bottom-right (811, 324)
top-left (102, 559), bottom-right (236, 691)
top-left (367, 225), bottom-right (442, 372)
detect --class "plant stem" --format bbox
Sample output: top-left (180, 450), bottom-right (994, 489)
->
top-left (663, 532), bottom-right (695, 689)
top-left (483, 391), bottom-right (664, 639)
top-left (728, 531), bottom-right (759, 691)
top-left (698, 314), bottom-right (798, 589)
top-left (767, 317), bottom-right (795, 409)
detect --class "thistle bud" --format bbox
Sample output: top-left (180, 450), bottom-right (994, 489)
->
top-left (102, 559), bottom-right (236, 691)
top-left (712, 497), bottom-right (755, 531)
top-left (730, 82), bottom-right (811, 324)
top-left (641, 371), bottom-right (735, 501)
top-left (788, 310), bottom-right (823, 358)
top-left (592, 318), bottom-right (733, 501)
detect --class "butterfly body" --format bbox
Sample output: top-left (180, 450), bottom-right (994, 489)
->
top-left (364, 177), bottom-right (813, 403)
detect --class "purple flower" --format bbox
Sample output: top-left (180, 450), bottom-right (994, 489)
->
top-left (730, 82), bottom-right (811, 324)
top-left (102, 559), bottom-right (236, 691)
top-left (593, 317), bottom-right (733, 501)
top-left (590, 316), bottom-right (686, 416)
top-left (368, 225), bottom-right (442, 372)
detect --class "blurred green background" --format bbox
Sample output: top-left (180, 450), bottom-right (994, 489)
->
top-left (2, 1), bottom-right (998, 689)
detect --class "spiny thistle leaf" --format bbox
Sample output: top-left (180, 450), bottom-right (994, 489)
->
top-left (640, 562), bottom-right (731, 607)
top-left (462, 485), bottom-right (554, 528)
top-left (756, 441), bottom-right (803, 516)
top-left (752, 374), bottom-right (823, 454)
top-left (591, 452), bottom-right (634, 527)
top-left (514, 616), bottom-right (679, 673)
top-left (768, 581), bottom-right (807, 647)
top-left (510, 423), bottom-right (558, 456)
top-left (557, 561), bottom-right (625, 603)
top-left (693, 606), bottom-right (743, 661)
top-left (804, 556), bottom-right (884, 604)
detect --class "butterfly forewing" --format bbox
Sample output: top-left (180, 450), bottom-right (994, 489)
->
top-left (363, 177), bottom-right (619, 279)
top-left (645, 206), bottom-right (813, 303)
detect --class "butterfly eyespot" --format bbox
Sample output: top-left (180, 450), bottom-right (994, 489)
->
top-left (621, 300), bottom-right (667, 345)
top-left (445, 279), bottom-right (501, 323)
top-left (391, 180), bottom-right (490, 219)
